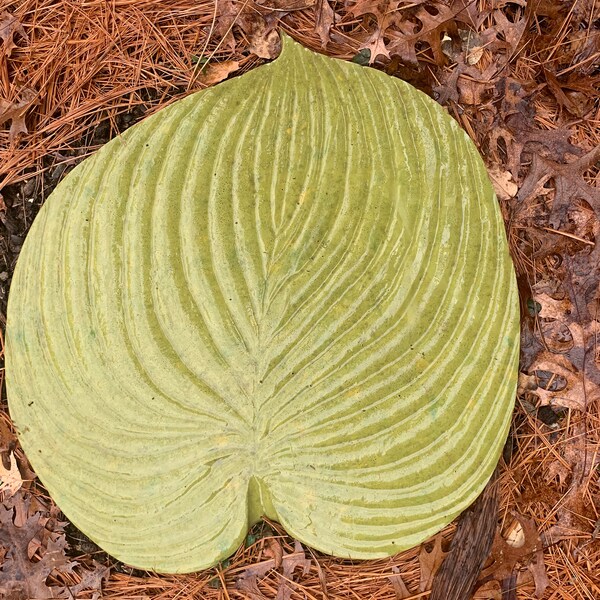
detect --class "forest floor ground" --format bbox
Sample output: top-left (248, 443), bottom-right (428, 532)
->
top-left (1, 1), bottom-right (599, 598)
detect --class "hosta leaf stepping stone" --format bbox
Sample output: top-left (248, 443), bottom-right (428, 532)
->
top-left (6, 34), bottom-right (519, 573)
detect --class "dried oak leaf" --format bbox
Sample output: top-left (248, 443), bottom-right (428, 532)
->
top-left (473, 579), bottom-right (502, 600)
top-left (247, 21), bottom-right (281, 59)
top-left (541, 421), bottom-right (599, 546)
top-left (389, 566), bottom-right (411, 598)
top-left (528, 284), bottom-right (600, 410)
top-left (0, 88), bottom-right (37, 143)
top-left (211, 0), bottom-right (235, 49)
top-left (363, 0), bottom-right (469, 67)
top-left (234, 7), bottom-right (282, 59)
top-left (212, 1), bottom-right (281, 57)
top-left (277, 542), bottom-right (311, 600)
top-left (488, 166), bottom-right (518, 202)
top-left (507, 116), bottom-right (581, 165)
top-left (0, 415), bottom-right (17, 458)
top-left (543, 68), bottom-right (587, 117)
top-left (517, 144), bottom-right (600, 227)
top-left (434, 59), bottom-right (498, 106)
top-left (411, 4), bottom-right (462, 65)
top-left (455, 63), bottom-right (498, 105)
top-left (480, 514), bottom-right (548, 599)
top-left (418, 534), bottom-right (448, 592)
top-left (449, 0), bottom-right (489, 29)
top-left (393, 2), bottom-right (466, 66)
top-left (0, 505), bottom-right (74, 600)
top-left (264, 536), bottom-right (284, 569)
top-left (315, 0), bottom-right (335, 47)
top-left (485, 9), bottom-right (527, 57)
top-left (0, 452), bottom-right (23, 500)
top-left (386, 20), bottom-right (420, 66)
top-left (428, 7), bottom-right (527, 105)
top-left (545, 457), bottom-right (571, 488)
top-left (528, 351), bottom-right (600, 411)
top-left (441, 9), bottom-right (525, 108)
top-left (538, 318), bottom-right (574, 354)
top-left (236, 540), bottom-right (311, 600)
top-left (0, 11), bottom-right (28, 57)
top-left (488, 78), bottom-right (582, 181)
top-left (58, 560), bottom-right (109, 600)
top-left (521, 551), bottom-right (550, 600)
top-left (346, 0), bottom-right (400, 63)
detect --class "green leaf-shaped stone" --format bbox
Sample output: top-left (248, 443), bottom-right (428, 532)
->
top-left (6, 35), bottom-right (519, 573)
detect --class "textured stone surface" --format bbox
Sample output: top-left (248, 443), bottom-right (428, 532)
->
top-left (6, 35), bottom-right (519, 573)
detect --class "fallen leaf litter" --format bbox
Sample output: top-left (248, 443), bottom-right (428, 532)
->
top-left (1, 0), bottom-right (599, 597)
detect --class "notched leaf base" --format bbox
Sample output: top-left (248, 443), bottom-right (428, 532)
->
top-left (247, 475), bottom-right (277, 526)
